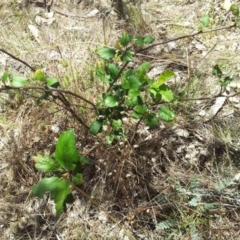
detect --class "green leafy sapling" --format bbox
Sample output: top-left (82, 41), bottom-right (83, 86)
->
top-left (31, 129), bottom-right (90, 216)
top-left (213, 64), bottom-right (233, 92)
top-left (90, 32), bottom-right (175, 144)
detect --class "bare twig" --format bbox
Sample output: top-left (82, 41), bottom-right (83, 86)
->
top-left (0, 48), bottom-right (36, 72)
top-left (0, 85), bottom-right (96, 110)
top-left (137, 23), bottom-right (237, 53)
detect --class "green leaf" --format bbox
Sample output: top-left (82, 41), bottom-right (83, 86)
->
top-left (213, 64), bottom-right (222, 78)
top-left (120, 31), bottom-right (131, 46)
top-left (97, 47), bottom-right (116, 60)
top-left (112, 119), bottom-right (122, 130)
top-left (11, 76), bottom-right (26, 87)
top-left (158, 84), bottom-right (173, 102)
top-left (1, 72), bottom-right (11, 84)
top-left (134, 105), bottom-right (147, 114)
top-left (131, 111), bottom-right (142, 119)
top-left (108, 63), bottom-right (120, 79)
top-left (122, 71), bottom-right (142, 89)
top-left (149, 88), bottom-right (162, 103)
top-left (221, 76), bottom-right (233, 86)
top-left (125, 92), bottom-right (143, 106)
top-left (89, 120), bottom-right (102, 135)
top-left (104, 95), bottom-right (119, 107)
top-left (230, 4), bottom-right (239, 17)
top-left (200, 15), bottom-right (210, 27)
top-left (32, 177), bottom-right (73, 216)
top-left (96, 68), bottom-right (111, 83)
top-left (128, 89), bottom-right (140, 98)
top-left (47, 77), bottom-right (60, 88)
top-left (106, 134), bottom-right (115, 145)
top-left (33, 154), bottom-right (61, 173)
top-left (121, 51), bottom-right (133, 62)
top-left (34, 69), bottom-right (46, 82)
top-left (144, 113), bottom-right (158, 128)
top-left (158, 106), bottom-right (175, 122)
top-left (55, 130), bottom-right (79, 171)
top-left (72, 173), bottom-right (84, 187)
top-left (143, 35), bottom-right (155, 44)
top-left (134, 36), bottom-right (144, 46)
top-left (137, 62), bottom-right (151, 80)
top-left (152, 70), bottom-right (175, 88)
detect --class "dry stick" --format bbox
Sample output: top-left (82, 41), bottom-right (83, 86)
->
top-left (0, 48), bottom-right (36, 72)
top-left (72, 184), bottom-right (137, 240)
top-left (137, 23), bottom-right (237, 53)
top-left (0, 85), bottom-right (96, 110)
top-left (55, 91), bottom-right (90, 129)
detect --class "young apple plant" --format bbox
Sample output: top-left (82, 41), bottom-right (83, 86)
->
top-left (31, 129), bottom-right (90, 216)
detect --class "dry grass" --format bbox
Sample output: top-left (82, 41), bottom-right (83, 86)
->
top-left (0, 0), bottom-right (240, 239)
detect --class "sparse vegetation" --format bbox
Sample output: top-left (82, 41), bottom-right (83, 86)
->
top-left (0, 0), bottom-right (240, 239)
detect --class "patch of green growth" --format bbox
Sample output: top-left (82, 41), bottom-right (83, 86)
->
top-left (31, 129), bottom-right (90, 216)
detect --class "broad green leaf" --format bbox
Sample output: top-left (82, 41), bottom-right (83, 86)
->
top-left (122, 51), bottom-right (133, 62)
top-left (213, 64), bottom-right (222, 78)
top-left (33, 154), bottom-right (61, 173)
top-left (55, 130), bottom-right (79, 170)
top-left (104, 95), bottom-right (119, 107)
top-left (89, 120), bottom-right (102, 135)
top-left (158, 106), bottom-right (175, 122)
top-left (144, 113), bottom-right (158, 128)
top-left (221, 76), bottom-right (233, 86)
top-left (149, 88), bottom-right (164, 103)
top-left (131, 111), bottom-right (142, 119)
top-left (34, 69), bottom-right (46, 82)
top-left (159, 84), bottom-right (173, 102)
top-left (106, 134), bottom-right (115, 145)
top-left (122, 73), bottom-right (141, 90)
top-left (230, 4), bottom-right (239, 17)
top-left (120, 31), bottom-right (131, 46)
top-left (125, 95), bottom-right (142, 106)
top-left (128, 89), bottom-right (140, 98)
top-left (1, 72), bottom-right (11, 84)
top-left (72, 173), bottom-right (84, 187)
top-left (96, 68), bottom-right (105, 81)
top-left (47, 77), bottom-right (60, 88)
top-left (96, 68), bottom-right (111, 83)
top-left (31, 177), bottom-right (73, 216)
top-left (137, 62), bottom-right (151, 81)
top-left (200, 15), bottom-right (210, 27)
top-left (143, 35), bottom-right (155, 44)
top-left (152, 70), bottom-right (175, 88)
top-left (108, 63), bottom-right (120, 79)
top-left (134, 105), bottom-right (147, 114)
top-left (11, 76), bottom-right (26, 87)
top-left (97, 47), bottom-right (116, 60)
top-left (134, 36), bottom-right (144, 46)
top-left (112, 119), bottom-right (122, 130)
